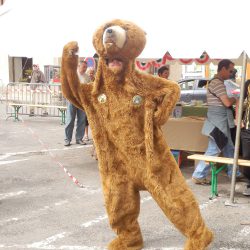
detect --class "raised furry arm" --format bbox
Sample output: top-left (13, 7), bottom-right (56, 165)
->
top-left (61, 41), bottom-right (88, 110)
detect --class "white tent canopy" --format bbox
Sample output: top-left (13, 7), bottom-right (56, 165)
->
top-left (0, 0), bottom-right (250, 59)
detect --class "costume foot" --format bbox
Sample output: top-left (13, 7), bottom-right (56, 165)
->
top-left (108, 237), bottom-right (143, 250)
top-left (184, 227), bottom-right (213, 250)
top-left (108, 238), bottom-right (126, 250)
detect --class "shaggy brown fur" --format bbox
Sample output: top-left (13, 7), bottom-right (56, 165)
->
top-left (61, 19), bottom-right (213, 250)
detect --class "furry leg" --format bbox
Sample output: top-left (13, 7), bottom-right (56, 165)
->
top-left (102, 174), bottom-right (143, 250)
top-left (145, 161), bottom-right (213, 250)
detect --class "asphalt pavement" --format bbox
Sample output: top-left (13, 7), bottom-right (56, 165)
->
top-left (0, 102), bottom-right (250, 250)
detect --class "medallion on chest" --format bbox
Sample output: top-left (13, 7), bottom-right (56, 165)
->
top-left (97, 94), bottom-right (107, 103)
top-left (132, 95), bottom-right (143, 106)
top-left (97, 93), bottom-right (143, 106)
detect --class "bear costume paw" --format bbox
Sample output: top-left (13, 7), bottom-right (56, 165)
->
top-left (108, 237), bottom-right (143, 250)
top-left (184, 227), bottom-right (213, 250)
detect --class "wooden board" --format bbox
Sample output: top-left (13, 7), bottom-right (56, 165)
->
top-left (188, 154), bottom-right (250, 167)
top-left (9, 103), bottom-right (66, 109)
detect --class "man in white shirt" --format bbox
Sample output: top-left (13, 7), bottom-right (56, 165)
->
top-left (78, 60), bottom-right (91, 83)
top-left (64, 61), bottom-right (90, 146)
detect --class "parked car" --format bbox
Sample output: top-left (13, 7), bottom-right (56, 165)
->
top-left (177, 78), bottom-right (209, 103)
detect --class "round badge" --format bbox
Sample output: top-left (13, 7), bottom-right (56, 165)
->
top-left (132, 95), bottom-right (143, 105)
top-left (98, 93), bottom-right (107, 103)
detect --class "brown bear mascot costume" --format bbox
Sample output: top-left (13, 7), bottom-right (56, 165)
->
top-left (61, 19), bottom-right (213, 250)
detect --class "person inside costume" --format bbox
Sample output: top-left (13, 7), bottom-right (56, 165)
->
top-left (61, 19), bottom-right (213, 250)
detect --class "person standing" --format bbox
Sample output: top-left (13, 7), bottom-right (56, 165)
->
top-left (29, 64), bottom-right (46, 116)
top-left (192, 59), bottom-right (242, 184)
top-left (241, 80), bottom-right (250, 196)
top-left (30, 64), bottom-right (46, 84)
top-left (64, 61), bottom-right (90, 146)
top-left (52, 70), bottom-right (60, 83)
top-left (86, 67), bottom-right (95, 82)
top-left (224, 68), bottom-right (240, 145)
top-left (79, 62), bottom-right (91, 141)
top-left (86, 67), bottom-right (97, 159)
top-left (158, 65), bottom-right (170, 79)
top-left (78, 61), bottom-right (91, 84)
top-left (83, 67), bottom-right (95, 141)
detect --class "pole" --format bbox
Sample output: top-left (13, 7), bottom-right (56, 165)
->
top-left (229, 51), bottom-right (248, 203)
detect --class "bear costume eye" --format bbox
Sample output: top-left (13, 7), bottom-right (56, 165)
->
top-left (103, 23), bottom-right (111, 31)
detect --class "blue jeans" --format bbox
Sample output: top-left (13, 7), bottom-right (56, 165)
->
top-left (64, 101), bottom-right (86, 142)
top-left (192, 137), bottom-right (241, 179)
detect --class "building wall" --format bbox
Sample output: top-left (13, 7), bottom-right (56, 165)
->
top-left (8, 57), bottom-right (25, 82)
top-left (170, 63), bottom-right (183, 81)
top-left (0, 55), bottom-right (10, 84)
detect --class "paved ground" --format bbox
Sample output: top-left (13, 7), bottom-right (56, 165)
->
top-left (0, 102), bottom-right (250, 250)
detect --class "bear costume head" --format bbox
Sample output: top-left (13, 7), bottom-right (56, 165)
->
top-left (92, 19), bottom-right (147, 94)
top-left (93, 19), bottom-right (146, 61)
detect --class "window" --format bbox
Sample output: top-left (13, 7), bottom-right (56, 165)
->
top-left (197, 80), bottom-right (208, 89)
top-left (180, 80), bottom-right (194, 90)
top-left (182, 63), bottom-right (205, 79)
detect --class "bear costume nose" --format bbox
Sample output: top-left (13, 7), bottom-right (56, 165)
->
top-left (103, 25), bottom-right (127, 49)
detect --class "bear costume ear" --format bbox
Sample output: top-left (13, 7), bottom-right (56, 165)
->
top-left (92, 19), bottom-right (146, 60)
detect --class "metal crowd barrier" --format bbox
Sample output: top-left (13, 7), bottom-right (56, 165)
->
top-left (6, 82), bottom-right (67, 124)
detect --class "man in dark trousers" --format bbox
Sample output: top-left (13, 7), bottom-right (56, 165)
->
top-left (241, 80), bottom-right (250, 196)
top-left (29, 64), bottom-right (46, 116)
